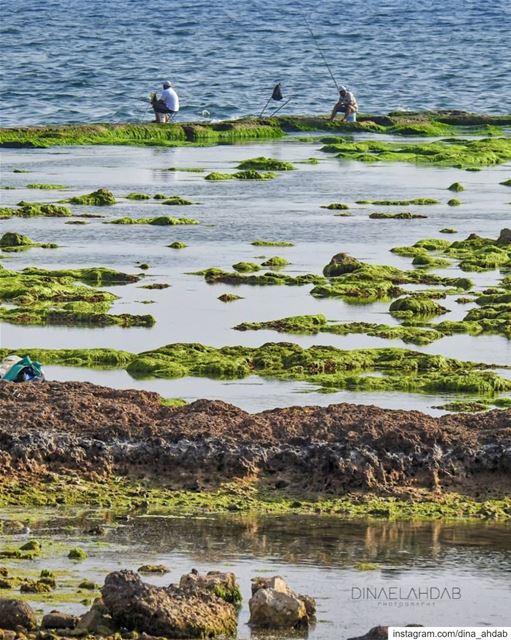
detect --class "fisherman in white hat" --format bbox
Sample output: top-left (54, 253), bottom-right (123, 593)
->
top-left (330, 86), bottom-right (358, 122)
top-left (152, 80), bottom-right (180, 123)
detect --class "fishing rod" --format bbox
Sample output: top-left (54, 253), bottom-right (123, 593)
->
top-left (304, 17), bottom-right (340, 91)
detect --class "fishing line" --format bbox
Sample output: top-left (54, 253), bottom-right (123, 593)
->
top-left (304, 16), bottom-right (340, 91)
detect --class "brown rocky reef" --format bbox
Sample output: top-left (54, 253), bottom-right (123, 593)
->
top-left (0, 382), bottom-right (510, 496)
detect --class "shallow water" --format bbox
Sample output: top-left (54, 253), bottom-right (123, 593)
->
top-left (1, 139), bottom-right (510, 412)
top-left (1, 509), bottom-right (510, 637)
top-left (1, 0), bottom-right (511, 125)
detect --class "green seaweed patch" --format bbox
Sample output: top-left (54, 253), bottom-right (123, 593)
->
top-left (68, 547), bottom-right (87, 561)
top-left (13, 169), bottom-right (31, 173)
top-left (0, 232), bottom-right (57, 252)
top-left (153, 193), bottom-right (170, 199)
top-left (500, 178), bottom-right (511, 186)
top-left (433, 400), bottom-right (491, 413)
top-left (126, 192), bottom-right (151, 200)
top-left (299, 157), bottom-right (319, 164)
top-left (205, 172), bottom-right (232, 181)
top-left (440, 228), bottom-right (457, 233)
top-left (251, 240), bottom-right (294, 247)
top-left (167, 241), bottom-right (187, 249)
top-left (321, 203), bottom-right (349, 210)
top-left (106, 216), bottom-right (198, 225)
top-left (161, 196), bottom-right (194, 205)
top-left (196, 268), bottom-right (323, 287)
top-left (0, 202), bottom-right (71, 218)
top-left (218, 293), bottom-right (243, 303)
top-left (65, 220), bottom-right (88, 225)
top-left (1, 474), bottom-right (510, 522)
top-left (448, 182), bottom-right (464, 192)
top-left (354, 563), bottom-right (379, 571)
top-left (140, 283), bottom-right (171, 289)
top-left (138, 564), bottom-right (169, 574)
top-left (167, 167), bottom-right (205, 173)
top-left (389, 295), bottom-right (449, 318)
top-left (232, 262), bottom-right (260, 273)
top-left (447, 199), bottom-right (462, 206)
top-left (66, 188), bottom-right (116, 206)
top-left (160, 398), bottom-right (187, 407)
top-left (370, 212), bottom-right (427, 219)
top-left (357, 198), bottom-right (439, 206)
top-left (261, 256), bottom-right (289, 268)
top-left (26, 183), bottom-right (66, 190)
top-left (236, 156), bottom-right (295, 171)
top-left (233, 170), bottom-right (277, 180)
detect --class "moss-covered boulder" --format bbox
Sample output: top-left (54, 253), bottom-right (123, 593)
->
top-left (448, 182), bottom-right (464, 192)
top-left (68, 188), bottom-right (116, 206)
top-left (261, 256), bottom-right (289, 268)
top-left (232, 262), bottom-right (260, 273)
top-left (323, 253), bottom-right (362, 277)
top-left (0, 232), bottom-right (33, 247)
top-left (236, 156), bottom-right (295, 171)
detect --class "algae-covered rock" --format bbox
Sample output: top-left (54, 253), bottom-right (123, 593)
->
top-left (261, 256), bottom-right (289, 268)
top-left (0, 599), bottom-right (37, 630)
top-left (249, 576), bottom-right (315, 630)
top-left (26, 183), bottom-right (66, 190)
top-left (126, 192), bottom-right (151, 200)
top-left (323, 253), bottom-right (362, 277)
top-left (162, 196), bottom-right (193, 205)
top-left (180, 569), bottom-right (242, 607)
top-left (68, 547), bottom-right (88, 560)
top-left (102, 570), bottom-right (237, 637)
top-left (390, 295), bottom-right (449, 318)
top-left (447, 198), bottom-right (462, 206)
top-left (357, 198), bottom-right (439, 206)
top-left (369, 212), bottom-right (427, 219)
top-left (500, 178), bottom-right (511, 186)
top-left (440, 228), bottom-right (457, 233)
top-left (321, 203), bottom-right (349, 210)
top-left (236, 156), bottom-right (295, 171)
top-left (0, 232), bottom-right (33, 247)
top-left (205, 172), bottom-right (233, 181)
top-left (168, 241), bottom-right (187, 249)
top-left (107, 216), bottom-right (198, 225)
top-left (68, 188), bottom-right (116, 206)
top-left (251, 239), bottom-right (294, 247)
top-left (20, 579), bottom-right (52, 593)
top-left (218, 293), bottom-right (243, 302)
top-left (138, 564), bottom-right (169, 574)
top-left (0, 202), bottom-right (72, 218)
top-left (232, 262), bottom-right (260, 273)
top-left (233, 170), bottom-right (277, 180)
top-left (448, 182), bottom-right (464, 192)
top-left (497, 228), bottom-right (511, 246)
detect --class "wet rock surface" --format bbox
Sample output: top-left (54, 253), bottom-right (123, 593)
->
top-left (249, 575), bottom-right (316, 629)
top-left (0, 382), bottom-right (510, 495)
top-left (101, 569), bottom-right (237, 637)
top-left (0, 599), bottom-right (37, 630)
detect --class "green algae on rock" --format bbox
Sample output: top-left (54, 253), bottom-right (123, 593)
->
top-left (168, 241), bottom-right (187, 249)
top-left (68, 548), bottom-right (87, 561)
top-left (162, 196), bottom-right (194, 205)
top-left (0, 202), bottom-right (71, 218)
top-left (205, 172), bottom-right (233, 181)
top-left (261, 256), bottom-right (289, 268)
top-left (389, 295), bottom-right (449, 318)
top-left (26, 183), bottom-right (66, 190)
top-left (236, 156), bottom-right (295, 171)
top-left (106, 216), bottom-right (198, 225)
top-left (357, 198), bottom-right (440, 206)
top-left (218, 293), bottom-right (243, 303)
top-left (232, 262), bottom-right (260, 273)
top-left (321, 203), bottom-right (350, 210)
top-left (447, 198), bottom-right (462, 206)
top-left (251, 240), bottom-right (294, 247)
top-left (196, 268), bottom-right (323, 287)
top-left (126, 192), bottom-right (151, 200)
top-left (369, 212), bottom-right (427, 219)
top-left (205, 170), bottom-right (277, 181)
top-left (0, 232), bottom-right (57, 252)
top-left (448, 182), bottom-right (464, 192)
top-left (66, 188), bottom-right (116, 206)
top-left (440, 228), bottom-right (458, 233)
top-left (500, 178), bottom-right (511, 186)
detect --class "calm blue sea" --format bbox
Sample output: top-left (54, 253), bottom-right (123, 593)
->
top-left (0, 0), bottom-right (510, 126)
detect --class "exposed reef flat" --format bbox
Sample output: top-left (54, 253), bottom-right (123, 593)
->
top-left (0, 382), bottom-right (510, 520)
top-left (1, 111), bottom-right (510, 149)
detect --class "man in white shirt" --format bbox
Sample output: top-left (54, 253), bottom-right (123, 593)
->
top-left (152, 81), bottom-right (180, 123)
top-left (330, 87), bottom-right (358, 122)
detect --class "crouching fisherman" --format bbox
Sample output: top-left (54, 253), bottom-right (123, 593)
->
top-left (330, 86), bottom-right (358, 122)
top-left (151, 80), bottom-right (180, 123)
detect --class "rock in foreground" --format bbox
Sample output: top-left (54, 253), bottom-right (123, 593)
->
top-left (102, 570), bottom-right (237, 638)
top-left (249, 576), bottom-right (316, 629)
top-left (0, 599), bottom-right (37, 630)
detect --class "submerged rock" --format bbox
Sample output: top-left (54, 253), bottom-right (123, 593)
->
top-left (0, 599), bottom-right (37, 630)
top-left (249, 576), bottom-right (316, 630)
top-left (102, 569), bottom-right (237, 638)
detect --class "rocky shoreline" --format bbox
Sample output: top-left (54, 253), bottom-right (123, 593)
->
top-left (0, 382), bottom-right (510, 505)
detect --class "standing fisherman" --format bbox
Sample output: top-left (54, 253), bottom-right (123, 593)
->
top-left (330, 86), bottom-right (358, 122)
top-left (151, 81), bottom-right (180, 123)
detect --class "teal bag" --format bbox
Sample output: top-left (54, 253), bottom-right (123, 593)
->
top-left (2, 355), bottom-right (44, 382)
